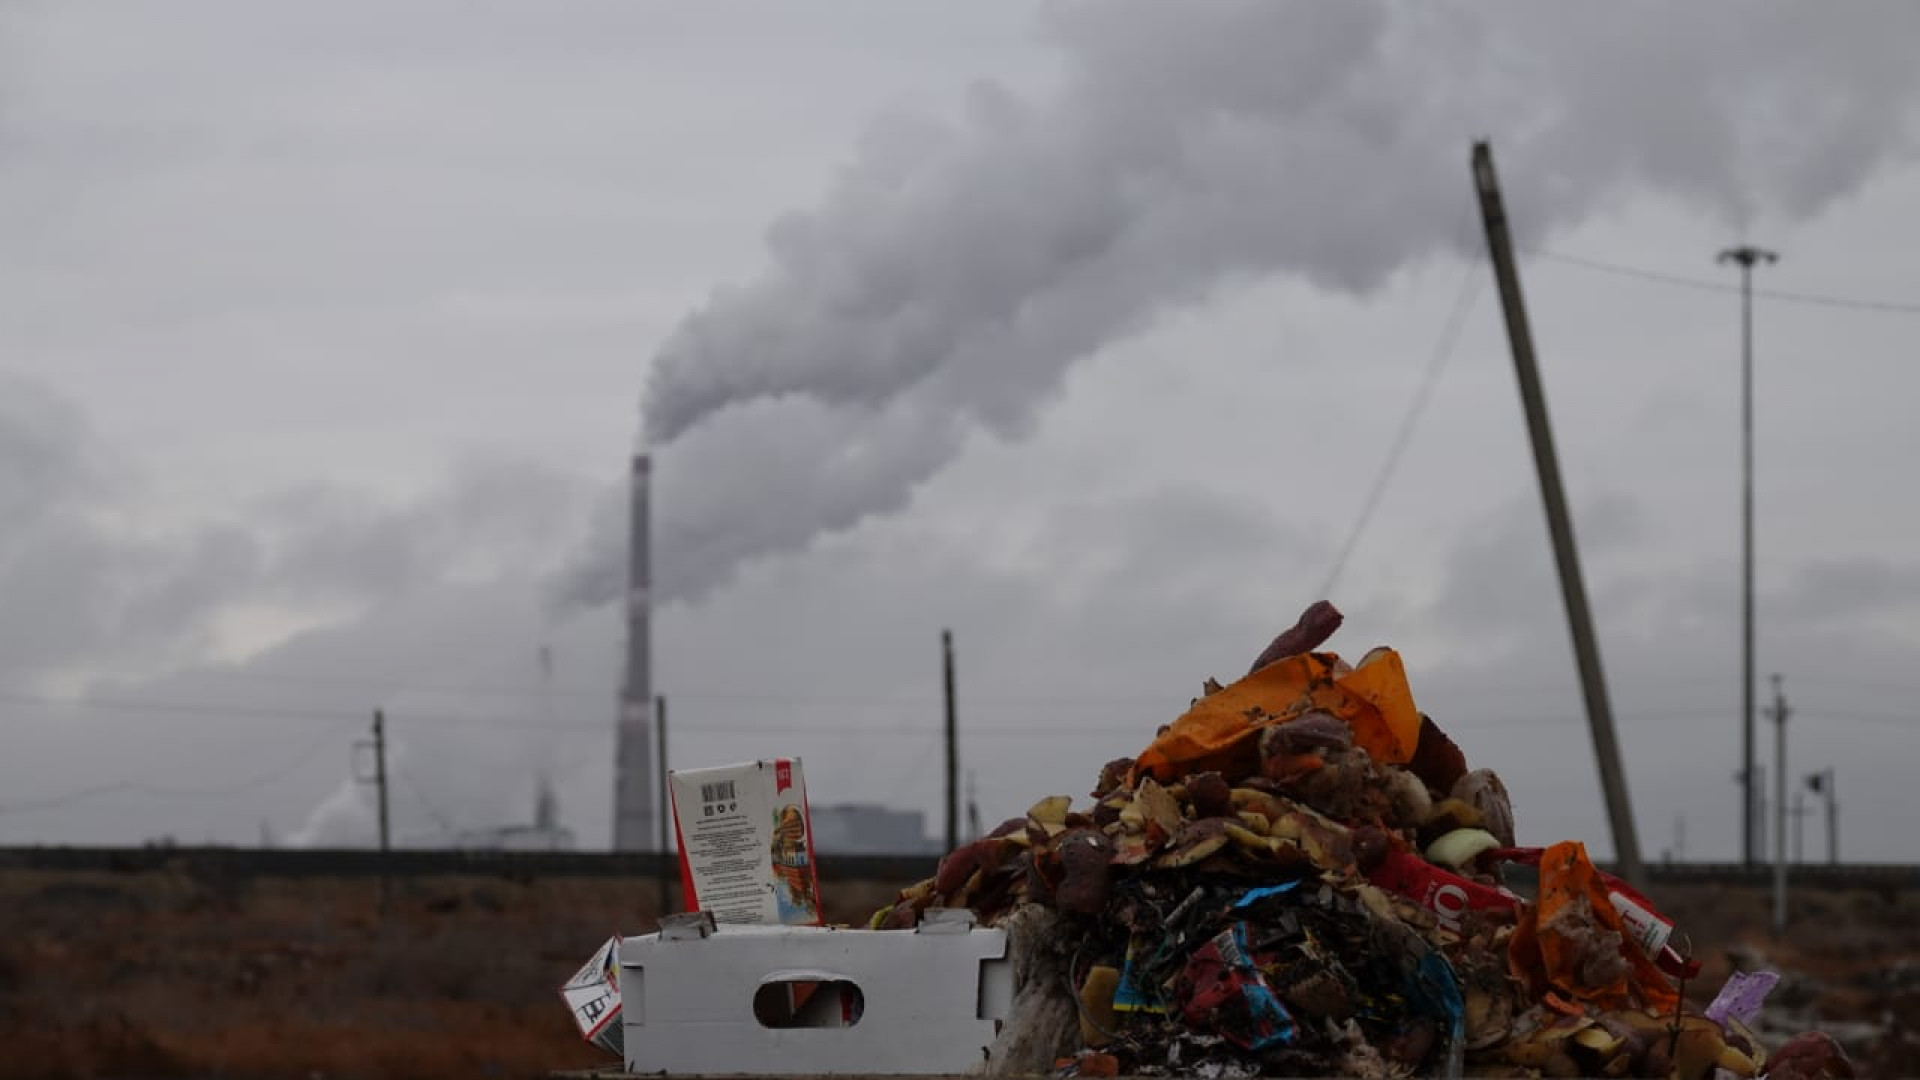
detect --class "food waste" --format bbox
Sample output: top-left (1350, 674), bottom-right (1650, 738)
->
top-left (869, 602), bottom-right (1853, 1079)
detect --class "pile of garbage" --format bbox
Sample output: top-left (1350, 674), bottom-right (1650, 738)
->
top-left (870, 603), bottom-right (1853, 1079)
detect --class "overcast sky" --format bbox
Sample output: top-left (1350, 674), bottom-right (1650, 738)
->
top-left (5, 1), bottom-right (1919, 863)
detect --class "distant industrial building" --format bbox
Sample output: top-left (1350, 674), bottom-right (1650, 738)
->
top-left (807, 803), bottom-right (939, 856)
top-left (455, 778), bottom-right (575, 851)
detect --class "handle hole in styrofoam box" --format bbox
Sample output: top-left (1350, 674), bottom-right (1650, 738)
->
top-left (752, 979), bottom-right (865, 1028)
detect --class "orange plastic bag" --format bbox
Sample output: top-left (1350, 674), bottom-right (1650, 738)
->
top-left (1132, 647), bottom-right (1423, 782)
top-left (1508, 841), bottom-right (1678, 1012)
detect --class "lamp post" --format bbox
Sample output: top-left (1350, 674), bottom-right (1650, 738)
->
top-left (1807, 768), bottom-right (1838, 864)
top-left (1718, 244), bottom-right (1778, 868)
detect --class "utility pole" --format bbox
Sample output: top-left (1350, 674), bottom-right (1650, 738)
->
top-left (375, 710), bottom-right (390, 854)
top-left (1791, 791), bottom-right (1807, 865)
top-left (355, 710), bottom-right (392, 911)
top-left (942, 629), bottom-right (959, 854)
top-left (1718, 244), bottom-right (1778, 868)
top-left (966, 770), bottom-right (983, 844)
top-left (1472, 141), bottom-right (1644, 888)
top-left (1770, 674), bottom-right (1790, 934)
top-left (355, 710), bottom-right (391, 853)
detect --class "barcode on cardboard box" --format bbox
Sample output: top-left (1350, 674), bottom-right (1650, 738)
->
top-left (702, 780), bottom-right (737, 803)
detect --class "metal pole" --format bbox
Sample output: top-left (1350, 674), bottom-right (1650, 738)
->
top-left (1825, 769), bottom-right (1838, 865)
top-left (1771, 674), bottom-right (1789, 934)
top-left (374, 710), bottom-right (391, 913)
top-left (656, 694), bottom-right (672, 921)
top-left (1744, 261), bottom-right (1756, 871)
top-left (1792, 791), bottom-right (1804, 865)
top-left (966, 769), bottom-right (982, 845)
top-left (942, 629), bottom-right (958, 854)
top-left (1472, 142), bottom-right (1644, 887)
top-left (1718, 245), bottom-right (1777, 866)
top-left (374, 709), bottom-right (390, 855)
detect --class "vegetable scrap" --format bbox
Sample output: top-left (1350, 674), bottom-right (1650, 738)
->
top-left (870, 601), bottom-right (1850, 1078)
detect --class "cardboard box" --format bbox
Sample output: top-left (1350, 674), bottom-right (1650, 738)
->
top-left (670, 758), bottom-right (823, 926)
top-left (619, 912), bottom-right (1013, 1075)
top-left (557, 934), bottom-right (624, 1057)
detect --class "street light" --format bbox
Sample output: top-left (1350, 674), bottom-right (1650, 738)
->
top-left (1806, 768), bottom-right (1838, 864)
top-left (1718, 244), bottom-right (1777, 868)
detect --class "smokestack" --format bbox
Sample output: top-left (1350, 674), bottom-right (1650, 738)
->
top-left (613, 453), bottom-right (655, 851)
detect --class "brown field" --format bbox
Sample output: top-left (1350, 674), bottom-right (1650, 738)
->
top-left (0, 859), bottom-right (1914, 1079)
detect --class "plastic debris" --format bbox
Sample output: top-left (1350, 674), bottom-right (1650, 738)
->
top-left (1175, 923), bottom-right (1297, 1050)
top-left (870, 601), bottom-right (1852, 1078)
top-left (1706, 970), bottom-right (1783, 1029)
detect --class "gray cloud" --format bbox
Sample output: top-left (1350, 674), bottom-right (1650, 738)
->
top-left (0, 371), bottom-right (587, 685)
top-left (2, 572), bottom-right (621, 849)
top-left (0, 372), bottom-right (604, 847)
top-left (1769, 557), bottom-right (1920, 626)
top-left (257, 457), bottom-right (583, 601)
top-left (567, 0), bottom-right (1920, 609)
top-left (1391, 489), bottom-right (1920, 862)
top-left (1, 372), bottom-right (249, 677)
top-left (5, 1), bottom-right (1919, 867)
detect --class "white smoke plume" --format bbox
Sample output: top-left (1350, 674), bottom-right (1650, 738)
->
top-left (567, 0), bottom-right (1920, 609)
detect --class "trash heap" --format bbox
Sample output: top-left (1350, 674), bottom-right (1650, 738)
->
top-left (869, 603), bottom-right (1853, 1079)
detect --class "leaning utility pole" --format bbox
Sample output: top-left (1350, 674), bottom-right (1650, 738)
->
top-left (942, 629), bottom-right (959, 854)
top-left (1770, 674), bottom-right (1791, 934)
top-left (1718, 244), bottom-right (1778, 868)
top-left (1472, 142), bottom-right (1644, 887)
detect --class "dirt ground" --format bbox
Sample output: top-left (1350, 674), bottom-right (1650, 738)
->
top-left (1650, 880), bottom-right (1920, 1076)
top-left (0, 862), bottom-right (1913, 1079)
top-left (0, 862), bottom-right (909, 1080)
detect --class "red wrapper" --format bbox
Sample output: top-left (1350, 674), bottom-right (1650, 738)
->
top-left (1365, 848), bottom-right (1519, 932)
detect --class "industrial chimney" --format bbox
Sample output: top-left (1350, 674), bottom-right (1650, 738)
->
top-left (612, 453), bottom-right (655, 851)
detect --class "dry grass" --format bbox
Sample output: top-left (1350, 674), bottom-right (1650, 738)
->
top-left (0, 865), bottom-right (903, 1080)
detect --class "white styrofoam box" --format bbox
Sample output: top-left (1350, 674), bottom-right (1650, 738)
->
top-left (619, 912), bottom-right (1013, 1075)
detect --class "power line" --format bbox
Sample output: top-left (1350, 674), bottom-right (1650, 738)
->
top-left (0, 660), bottom-right (620, 703)
top-left (3, 671), bottom-right (1908, 746)
top-left (1529, 250), bottom-right (1920, 314)
top-left (2, 681), bottom-right (1898, 731)
top-left (1317, 253), bottom-right (1484, 600)
top-left (876, 740), bottom-right (944, 805)
top-left (0, 722), bottom-right (352, 814)
top-left (3, 699), bottom-right (1903, 816)
top-left (395, 763), bottom-right (456, 838)
top-left (0, 689), bottom-right (585, 730)
top-left (1798, 706), bottom-right (1916, 727)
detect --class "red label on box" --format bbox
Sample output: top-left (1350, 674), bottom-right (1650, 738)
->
top-left (776, 760), bottom-right (793, 793)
